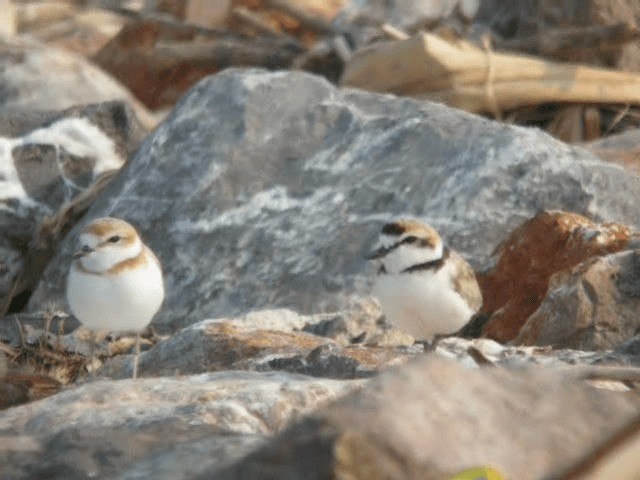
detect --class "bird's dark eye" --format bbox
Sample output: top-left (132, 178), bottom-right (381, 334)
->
top-left (402, 236), bottom-right (418, 244)
top-left (108, 235), bottom-right (121, 243)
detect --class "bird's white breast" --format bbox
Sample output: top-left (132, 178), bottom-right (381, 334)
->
top-left (67, 251), bottom-right (164, 332)
top-left (373, 261), bottom-right (473, 340)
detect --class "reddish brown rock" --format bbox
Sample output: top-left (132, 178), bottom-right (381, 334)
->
top-left (516, 249), bottom-right (640, 350)
top-left (93, 19), bottom-right (305, 109)
top-left (479, 210), bottom-right (633, 343)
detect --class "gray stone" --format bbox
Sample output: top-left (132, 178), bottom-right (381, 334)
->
top-left (5, 315), bottom-right (640, 477)
top-left (213, 356), bottom-right (640, 480)
top-left (588, 127), bottom-right (640, 155)
top-left (587, 127), bottom-right (640, 172)
top-left (517, 249), bottom-right (640, 350)
top-left (434, 336), bottom-right (639, 372)
top-left (0, 371), bottom-right (361, 479)
top-left (475, 0), bottom-right (640, 70)
top-left (27, 69), bottom-right (640, 332)
top-left (23, 308), bottom-right (640, 386)
top-left (0, 312), bottom-right (77, 346)
top-left (0, 35), bottom-right (155, 127)
top-left (334, 0), bottom-right (478, 46)
top-left (616, 334), bottom-right (640, 357)
top-left (97, 315), bottom-right (420, 379)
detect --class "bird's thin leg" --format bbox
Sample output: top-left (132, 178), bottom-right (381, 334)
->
top-left (87, 330), bottom-right (96, 379)
top-left (133, 333), bottom-right (140, 379)
top-left (419, 333), bottom-right (452, 352)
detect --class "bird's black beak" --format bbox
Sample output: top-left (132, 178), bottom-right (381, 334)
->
top-left (365, 246), bottom-right (389, 260)
top-left (73, 245), bottom-right (94, 259)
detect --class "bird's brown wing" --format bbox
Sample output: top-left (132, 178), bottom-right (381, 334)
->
top-left (450, 250), bottom-right (483, 312)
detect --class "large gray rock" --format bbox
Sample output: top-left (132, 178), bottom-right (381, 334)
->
top-left (27, 69), bottom-right (640, 332)
top-left (214, 356), bottom-right (640, 480)
top-left (0, 371), bottom-right (361, 479)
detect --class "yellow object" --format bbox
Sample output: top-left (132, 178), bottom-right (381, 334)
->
top-left (450, 466), bottom-right (504, 480)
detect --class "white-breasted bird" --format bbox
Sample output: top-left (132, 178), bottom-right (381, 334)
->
top-left (367, 219), bottom-right (482, 341)
top-left (66, 217), bottom-right (164, 378)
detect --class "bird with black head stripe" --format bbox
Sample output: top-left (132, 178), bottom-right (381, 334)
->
top-left (367, 219), bottom-right (482, 341)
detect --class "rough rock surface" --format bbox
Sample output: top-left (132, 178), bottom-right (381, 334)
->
top-left (27, 69), bottom-right (640, 332)
top-left (334, 0), bottom-right (478, 46)
top-left (516, 249), bottom-right (640, 350)
top-left (0, 102), bottom-right (147, 311)
top-left (213, 356), bottom-right (640, 480)
top-left (4, 3), bottom-right (640, 479)
top-left (29, 8), bottom-right (126, 57)
top-left (0, 340), bottom-right (637, 479)
top-left (4, 305), bottom-right (640, 477)
top-left (15, 307), bottom-right (640, 385)
top-left (99, 318), bottom-right (418, 380)
top-left (479, 210), bottom-right (635, 342)
top-left (0, 35), bottom-right (155, 127)
top-left (0, 371), bottom-right (361, 479)
top-left (588, 127), bottom-right (640, 172)
top-left (0, 312), bottom-right (77, 346)
top-left (475, 0), bottom-right (640, 70)
top-left (433, 336), bottom-right (640, 373)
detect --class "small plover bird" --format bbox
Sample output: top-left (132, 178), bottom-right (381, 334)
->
top-left (367, 219), bottom-right (482, 341)
top-left (66, 217), bottom-right (164, 378)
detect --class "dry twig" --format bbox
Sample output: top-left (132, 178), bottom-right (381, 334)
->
top-left (232, 6), bottom-right (285, 38)
top-left (380, 23), bottom-right (409, 41)
top-left (341, 32), bottom-right (640, 114)
top-left (466, 346), bottom-right (495, 367)
top-left (263, 0), bottom-right (336, 35)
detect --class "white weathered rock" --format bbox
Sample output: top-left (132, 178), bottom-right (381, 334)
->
top-left (0, 371), bottom-right (362, 479)
top-left (27, 69), bottom-right (640, 332)
top-left (0, 371), bottom-right (359, 435)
